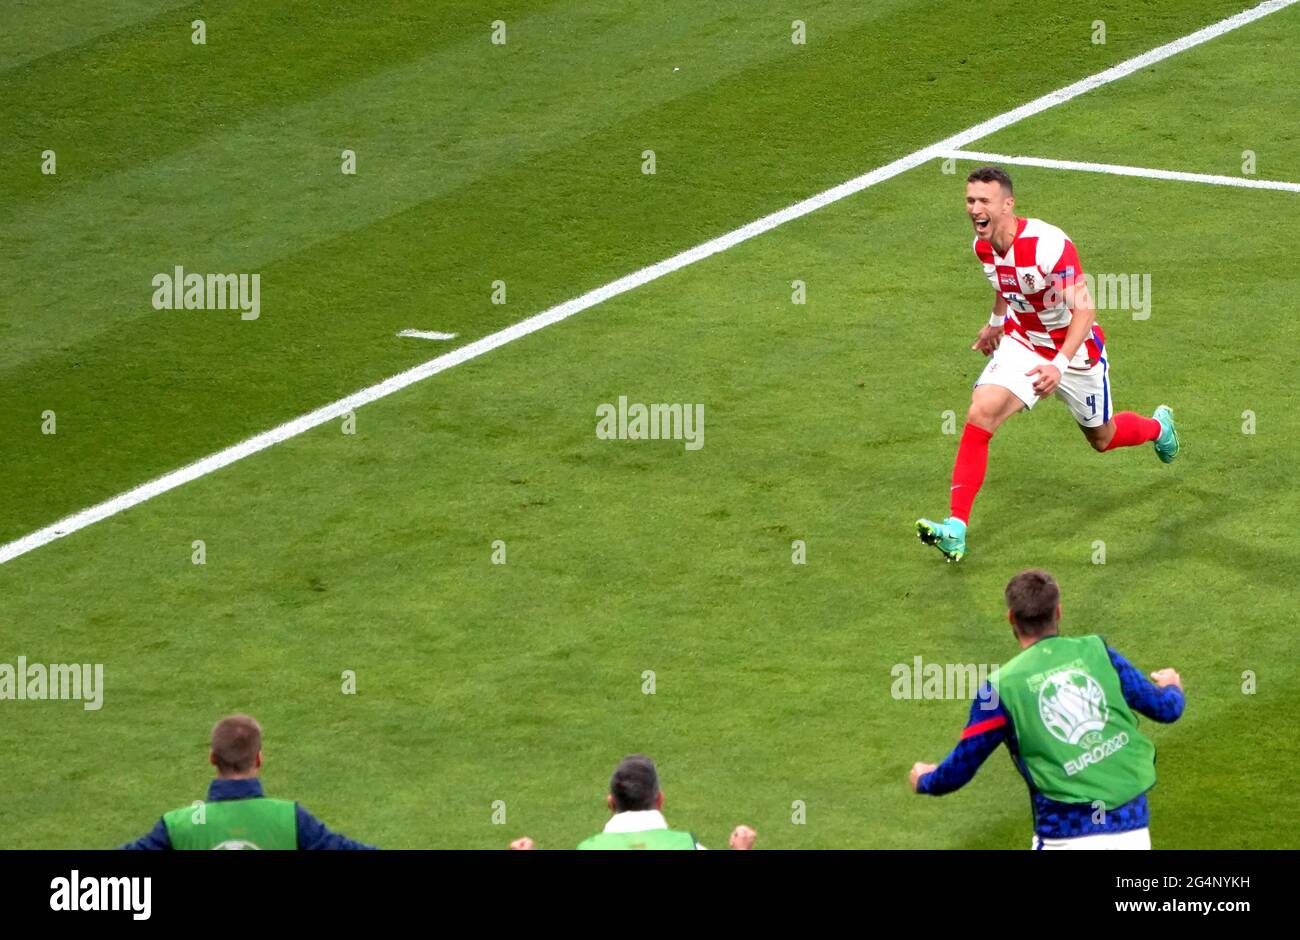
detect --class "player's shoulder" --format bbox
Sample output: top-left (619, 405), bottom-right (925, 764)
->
top-left (1021, 217), bottom-right (1074, 268)
top-left (972, 236), bottom-right (995, 262)
top-left (1021, 217), bottom-right (1072, 244)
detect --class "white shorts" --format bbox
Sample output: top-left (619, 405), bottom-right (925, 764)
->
top-left (975, 336), bottom-right (1111, 428)
top-left (1032, 828), bottom-right (1151, 850)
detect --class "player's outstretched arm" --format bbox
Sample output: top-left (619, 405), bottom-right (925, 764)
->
top-left (911, 684), bottom-right (1009, 795)
top-left (1107, 647), bottom-right (1185, 723)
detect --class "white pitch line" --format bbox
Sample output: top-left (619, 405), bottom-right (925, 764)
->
top-left (397, 329), bottom-right (458, 340)
top-left (2, 0), bottom-right (1295, 568)
top-left (942, 149), bottom-right (1300, 193)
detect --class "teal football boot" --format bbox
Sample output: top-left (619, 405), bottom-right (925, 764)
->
top-left (915, 517), bottom-right (966, 563)
top-left (1153, 405), bottom-right (1179, 464)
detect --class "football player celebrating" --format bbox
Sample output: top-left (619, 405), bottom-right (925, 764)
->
top-left (916, 166), bottom-right (1179, 563)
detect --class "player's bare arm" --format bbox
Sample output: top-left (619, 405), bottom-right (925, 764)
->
top-left (972, 293), bottom-right (1006, 355)
top-left (1026, 280), bottom-right (1095, 397)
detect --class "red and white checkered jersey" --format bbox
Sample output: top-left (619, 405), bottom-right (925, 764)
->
top-left (974, 216), bottom-right (1103, 368)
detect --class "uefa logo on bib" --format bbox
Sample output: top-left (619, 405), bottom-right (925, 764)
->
top-left (212, 839), bottom-right (261, 850)
top-left (1038, 669), bottom-right (1108, 745)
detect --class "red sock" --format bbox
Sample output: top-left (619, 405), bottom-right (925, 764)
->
top-left (1104, 411), bottom-right (1161, 451)
top-left (949, 423), bottom-right (993, 524)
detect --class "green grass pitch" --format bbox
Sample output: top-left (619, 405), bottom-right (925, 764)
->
top-left (1, 0), bottom-right (1297, 849)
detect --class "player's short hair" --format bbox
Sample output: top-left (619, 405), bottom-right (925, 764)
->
top-left (211, 714), bottom-right (263, 775)
top-left (609, 754), bottom-right (661, 812)
top-left (967, 165), bottom-right (1013, 195)
top-left (1004, 569), bottom-right (1060, 636)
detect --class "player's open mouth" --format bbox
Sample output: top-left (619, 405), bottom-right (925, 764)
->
top-left (973, 215), bottom-right (990, 232)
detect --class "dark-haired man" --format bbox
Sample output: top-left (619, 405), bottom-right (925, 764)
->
top-left (909, 570), bottom-right (1184, 849)
top-left (119, 714), bottom-right (376, 850)
top-left (916, 166), bottom-right (1179, 563)
top-left (509, 754), bottom-right (757, 850)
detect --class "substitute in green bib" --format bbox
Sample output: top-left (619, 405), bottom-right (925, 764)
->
top-left (509, 754), bottom-right (757, 850)
top-left (910, 569), bottom-right (1185, 849)
top-left (119, 714), bottom-right (376, 850)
